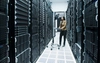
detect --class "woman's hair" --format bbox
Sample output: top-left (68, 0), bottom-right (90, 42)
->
top-left (63, 16), bottom-right (65, 20)
top-left (59, 17), bottom-right (61, 20)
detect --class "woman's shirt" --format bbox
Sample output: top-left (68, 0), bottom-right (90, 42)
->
top-left (59, 20), bottom-right (67, 30)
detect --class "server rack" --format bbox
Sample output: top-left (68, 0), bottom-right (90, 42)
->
top-left (0, 0), bottom-right (9, 63)
top-left (0, 0), bottom-right (53, 63)
top-left (66, 6), bottom-right (71, 45)
top-left (9, 0), bottom-right (31, 63)
top-left (43, 1), bottom-right (48, 47)
top-left (39, 0), bottom-right (45, 55)
top-left (66, 0), bottom-right (98, 63)
top-left (66, 0), bottom-right (82, 62)
top-left (29, 0), bottom-right (40, 63)
top-left (29, 0), bottom-right (53, 62)
top-left (46, 4), bottom-right (53, 44)
top-left (83, 0), bottom-right (98, 63)
top-left (75, 0), bottom-right (84, 63)
top-left (39, 0), bottom-right (53, 54)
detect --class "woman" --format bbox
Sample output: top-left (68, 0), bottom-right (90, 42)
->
top-left (59, 16), bottom-right (67, 47)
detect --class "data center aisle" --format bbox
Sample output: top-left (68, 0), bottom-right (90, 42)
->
top-left (36, 32), bottom-right (76, 63)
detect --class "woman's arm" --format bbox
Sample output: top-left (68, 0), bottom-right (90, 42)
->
top-left (59, 21), bottom-right (62, 28)
top-left (61, 21), bottom-right (66, 29)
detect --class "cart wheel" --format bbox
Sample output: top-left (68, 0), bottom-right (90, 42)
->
top-left (51, 48), bottom-right (52, 50)
top-left (58, 47), bottom-right (60, 49)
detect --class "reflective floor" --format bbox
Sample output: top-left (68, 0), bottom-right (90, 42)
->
top-left (36, 32), bottom-right (76, 63)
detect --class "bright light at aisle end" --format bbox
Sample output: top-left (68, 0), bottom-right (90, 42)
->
top-left (51, 3), bottom-right (68, 12)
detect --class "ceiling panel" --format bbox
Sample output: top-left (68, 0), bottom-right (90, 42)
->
top-left (50, 0), bottom-right (69, 3)
top-left (50, 0), bottom-right (69, 12)
top-left (51, 3), bottom-right (68, 12)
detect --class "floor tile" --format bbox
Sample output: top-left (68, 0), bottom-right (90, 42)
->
top-left (66, 60), bottom-right (75, 63)
top-left (41, 53), bottom-right (49, 58)
top-left (49, 54), bottom-right (56, 58)
top-left (38, 58), bottom-right (47, 63)
top-left (57, 55), bottom-right (65, 59)
top-left (65, 56), bottom-right (73, 60)
top-left (47, 59), bottom-right (56, 63)
top-left (57, 60), bottom-right (65, 63)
